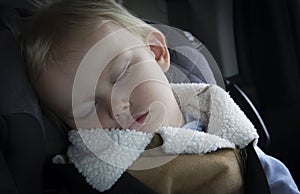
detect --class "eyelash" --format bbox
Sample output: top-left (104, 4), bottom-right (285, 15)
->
top-left (79, 65), bottom-right (131, 119)
top-left (114, 65), bottom-right (131, 83)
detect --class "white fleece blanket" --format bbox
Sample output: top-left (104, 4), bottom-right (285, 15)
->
top-left (67, 83), bottom-right (259, 192)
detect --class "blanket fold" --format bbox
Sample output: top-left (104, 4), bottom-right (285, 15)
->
top-left (66, 83), bottom-right (259, 192)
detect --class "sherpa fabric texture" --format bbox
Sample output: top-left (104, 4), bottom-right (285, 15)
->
top-left (67, 83), bottom-right (259, 192)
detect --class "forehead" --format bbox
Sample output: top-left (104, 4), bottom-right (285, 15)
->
top-left (61, 22), bottom-right (146, 76)
top-left (33, 23), bottom-right (147, 115)
top-left (85, 22), bottom-right (146, 63)
top-left (71, 24), bottom-right (147, 104)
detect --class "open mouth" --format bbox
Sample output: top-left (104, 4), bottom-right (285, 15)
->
top-left (128, 112), bottom-right (149, 130)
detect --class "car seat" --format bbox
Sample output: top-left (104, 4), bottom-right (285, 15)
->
top-left (0, 2), bottom-right (271, 194)
top-left (0, 5), bottom-right (68, 194)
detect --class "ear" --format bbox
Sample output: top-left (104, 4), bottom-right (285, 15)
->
top-left (146, 30), bottom-right (170, 72)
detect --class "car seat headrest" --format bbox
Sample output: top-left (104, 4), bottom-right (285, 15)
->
top-left (0, 5), bottom-right (44, 126)
top-left (0, 0), bottom-right (37, 12)
top-left (147, 20), bottom-right (225, 89)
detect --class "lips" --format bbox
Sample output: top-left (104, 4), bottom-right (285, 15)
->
top-left (127, 112), bottom-right (148, 130)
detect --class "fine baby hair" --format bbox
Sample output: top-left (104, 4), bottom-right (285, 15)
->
top-left (2, 0), bottom-right (297, 193)
top-left (21, 0), bottom-right (158, 81)
top-left (20, 0), bottom-right (165, 131)
top-left (19, 0), bottom-right (265, 193)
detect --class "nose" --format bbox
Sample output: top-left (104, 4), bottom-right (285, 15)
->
top-left (95, 96), bottom-right (130, 129)
top-left (111, 100), bottom-right (130, 120)
top-left (96, 81), bottom-right (132, 127)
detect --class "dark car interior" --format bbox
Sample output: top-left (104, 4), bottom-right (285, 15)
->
top-left (121, 0), bottom-right (300, 187)
top-left (1, 0), bottom-right (299, 193)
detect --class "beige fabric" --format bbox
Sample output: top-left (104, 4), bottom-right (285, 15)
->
top-left (127, 134), bottom-right (245, 194)
top-left (66, 83), bottom-right (256, 192)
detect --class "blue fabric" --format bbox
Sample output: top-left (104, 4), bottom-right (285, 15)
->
top-left (182, 114), bottom-right (205, 132)
top-left (183, 115), bottom-right (300, 194)
top-left (255, 147), bottom-right (300, 194)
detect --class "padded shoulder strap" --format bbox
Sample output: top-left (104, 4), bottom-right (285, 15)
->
top-left (244, 144), bottom-right (271, 194)
top-left (45, 163), bottom-right (156, 194)
top-left (0, 152), bottom-right (18, 194)
top-left (0, 116), bottom-right (18, 194)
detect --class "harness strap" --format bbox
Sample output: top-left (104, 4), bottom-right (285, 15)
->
top-left (0, 116), bottom-right (19, 194)
top-left (244, 144), bottom-right (271, 194)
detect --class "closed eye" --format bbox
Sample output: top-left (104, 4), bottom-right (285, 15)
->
top-left (113, 64), bottom-right (131, 84)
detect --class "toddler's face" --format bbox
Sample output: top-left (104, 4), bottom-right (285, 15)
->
top-left (34, 23), bottom-right (184, 132)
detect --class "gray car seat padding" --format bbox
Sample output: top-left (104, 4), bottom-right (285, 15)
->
top-left (0, 3), bottom-right (270, 194)
top-left (147, 20), bottom-right (225, 89)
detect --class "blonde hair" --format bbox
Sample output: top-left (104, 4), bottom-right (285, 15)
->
top-left (21, 0), bottom-right (157, 81)
top-left (20, 0), bottom-right (160, 131)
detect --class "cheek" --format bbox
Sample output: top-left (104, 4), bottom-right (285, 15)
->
top-left (96, 105), bottom-right (120, 129)
top-left (73, 114), bottom-right (100, 129)
top-left (96, 114), bottom-right (112, 128)
top-left (68, 108), bottom-right (109, 129)
top-left (129, 80), bottom-right (172, 109)
top-left (130, 82), bottom-right (173, 132)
